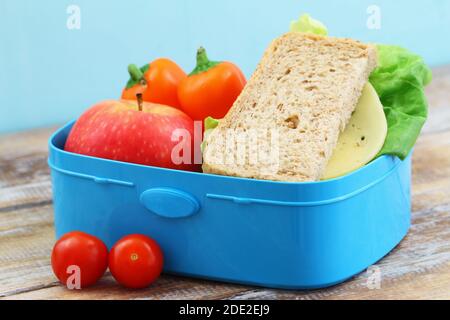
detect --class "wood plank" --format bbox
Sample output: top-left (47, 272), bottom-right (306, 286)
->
top-left (227, 263), bottom-right (450, 300)
top-left (0, 126), bottom-right (57, 155)
top-left (0, 180), bottom-right (52, 212)
top-left (0, 205), bottom-right (56, 297)
top-left (2, 275), bottom-right (248, 300)
top-left (423, 64), bottom-right (450, 134)
top-left (0, 127), bottom-right (53, 210)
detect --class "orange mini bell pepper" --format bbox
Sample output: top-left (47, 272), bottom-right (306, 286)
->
top-left (178, 47), bottom-right (246, 122)
top-left (122, 58), bottom-right (187, 109)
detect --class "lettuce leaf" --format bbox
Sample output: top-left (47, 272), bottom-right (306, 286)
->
top-left (201, 117), bottom-right (220, 152)
top-left (290, 14), bottom-right (328, 36)
top-left (204, 116), bottom-right (220, 131)
top-left (369, 45), bottom-right (432, 160)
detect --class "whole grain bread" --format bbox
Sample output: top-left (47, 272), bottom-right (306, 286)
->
top-left (202, 32), bottom-right (378, 182)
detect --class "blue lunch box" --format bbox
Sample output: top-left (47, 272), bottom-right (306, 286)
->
top-left (48, 121), bottom-right (411, 289)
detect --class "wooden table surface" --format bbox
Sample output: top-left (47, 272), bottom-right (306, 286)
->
top-left (1, 66), bottom-right (450, 300)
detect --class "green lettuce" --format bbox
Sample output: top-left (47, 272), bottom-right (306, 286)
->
top-left (204, 116), bottom-right (220, 131)
top-left (290, 14), bottom-right (328, 36)
top-left (201, 117), bottom-right (220, 152)
top-left (369, 45), bottom-right (432, 159)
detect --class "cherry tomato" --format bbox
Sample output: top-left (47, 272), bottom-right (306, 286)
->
top-left (51, 231), bottom-right (108, 288)
top-left (109, 234), bottom-right (164, 289)
top-left (122, 58), bottom-right (187, 109)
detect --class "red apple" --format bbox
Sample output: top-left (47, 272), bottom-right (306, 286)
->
top-left (65, 100), bottom-right (200, 171)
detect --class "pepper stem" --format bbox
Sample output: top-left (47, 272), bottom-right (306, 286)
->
top-left (136, 93), bottom-right (143, 112)
top-left (196, 47), bottom-right (210, 67)
top-left (128, 64), bottom-right (144, 82)
top-left (189, 47), bottom-right (220, 76)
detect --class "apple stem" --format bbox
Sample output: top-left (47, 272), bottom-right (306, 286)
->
top-left (137, 93), bottom-right (143, 112)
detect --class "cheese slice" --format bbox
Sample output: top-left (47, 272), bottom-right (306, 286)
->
top-left (322, 83), bottom-right (387, 180)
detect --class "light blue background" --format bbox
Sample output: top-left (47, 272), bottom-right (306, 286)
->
top-left (1, 0), bottom-right (449, 133)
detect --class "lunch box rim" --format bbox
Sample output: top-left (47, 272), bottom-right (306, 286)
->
top-left (49, 120), bottom-right (400, 186)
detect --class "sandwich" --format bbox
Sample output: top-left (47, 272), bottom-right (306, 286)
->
top-left (202, 14), bottom-right (431, 182)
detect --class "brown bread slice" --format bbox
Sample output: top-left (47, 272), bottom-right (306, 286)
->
top-left (202, 32), bottom-right (378, 182)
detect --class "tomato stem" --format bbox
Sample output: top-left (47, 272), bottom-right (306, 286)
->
top-left (189, 47), bottom-right (220, 76)
top-left (136, 93), bottom-right (143, 112)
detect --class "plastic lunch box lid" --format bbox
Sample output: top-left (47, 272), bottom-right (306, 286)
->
top-left (48, 121), bottom-right (407, 204)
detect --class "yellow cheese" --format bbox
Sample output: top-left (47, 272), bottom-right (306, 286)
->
top-left (322, 83), bottom-right (387, 180)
